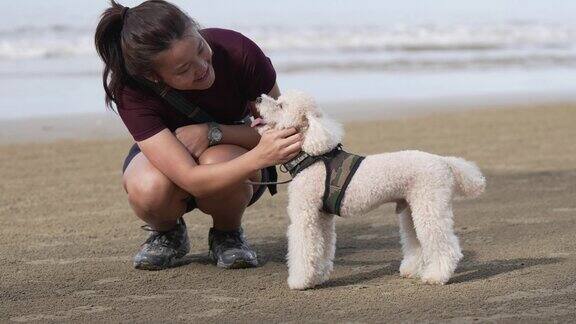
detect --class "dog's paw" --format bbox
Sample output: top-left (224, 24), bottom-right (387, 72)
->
top-left (400, 268), bottom-right (418, 279)
top-left (421, 275), bottom-right (449, 285)
top-left (287, 276), bottom-right (313, 290)
top-left (420, 267), bottom-right (451, 285)
top-left (318, 261), bottom-right (333, 283)
top-left (419, 256), bottom-right (458, 285)
top-left (399, 256), bottom-right (423, 279)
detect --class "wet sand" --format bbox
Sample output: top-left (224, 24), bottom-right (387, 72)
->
top-left (1, 103), bottom-right (576, 322)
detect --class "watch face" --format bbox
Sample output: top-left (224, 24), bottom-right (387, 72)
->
top-left (210, 127), bottom-right (223, 143)
top-left (213, 129), bottom-right (223, 141)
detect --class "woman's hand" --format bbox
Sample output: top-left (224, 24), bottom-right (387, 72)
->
top-left (174, 124), bottom-right (210, 159)
top-left (252, 127), bottom-right (302, 169)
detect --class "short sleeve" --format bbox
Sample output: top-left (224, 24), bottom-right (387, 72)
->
top-left (118, 88), bottom-right (168, 142)
top-left (237, 34), bottom-right (277, 101)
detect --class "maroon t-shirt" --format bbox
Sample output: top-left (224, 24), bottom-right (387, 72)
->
top-left (118, 28), bottom-right (277, 142)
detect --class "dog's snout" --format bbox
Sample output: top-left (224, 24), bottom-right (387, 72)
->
top-left (255, 96), bottom-right (263, 104)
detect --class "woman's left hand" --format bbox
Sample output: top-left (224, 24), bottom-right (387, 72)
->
top-left (174, 124), bottom-right (210, 159)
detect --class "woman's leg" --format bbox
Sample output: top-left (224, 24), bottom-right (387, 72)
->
top-left (122, 151), bottom-right (190, 231)
top-left (195, 145), bottom-right (262, 268)
top-left (122, 143), bottom-right (262, 269)
top-left (195, 144), bottom-right (261, 230)
top-left (122, 144), bottom-right (260, 231)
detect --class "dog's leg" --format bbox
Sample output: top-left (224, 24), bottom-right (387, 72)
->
top-left (318, 211), bottom-right (336, 284)
top-left (286, 205), bottom-right (329, 290)
top-left (409, 194), bottom-right (463, 285)
top-left (396, 200), bottom-right (424, 279)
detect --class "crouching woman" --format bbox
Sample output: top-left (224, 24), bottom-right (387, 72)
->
top-left (94, 0), bottom-right (301, 270)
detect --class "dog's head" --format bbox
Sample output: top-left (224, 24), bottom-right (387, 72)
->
top-left (254, 90), bottom-right (343, 155)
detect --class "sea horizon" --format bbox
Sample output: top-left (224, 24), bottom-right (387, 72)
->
top-left (1, 0), bottom-right (575, 120)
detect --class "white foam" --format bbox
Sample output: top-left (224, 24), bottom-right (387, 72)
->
top-left (1, 23), bottom-right (575, 74)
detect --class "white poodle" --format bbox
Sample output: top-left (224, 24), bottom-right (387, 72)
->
top-left (254, 90), bottom-right (486, 290)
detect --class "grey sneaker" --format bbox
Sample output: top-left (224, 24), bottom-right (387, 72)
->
top-left (208, 227), bottom-right (258, 269)
top-left (133, 217), bottom-right (190, 270)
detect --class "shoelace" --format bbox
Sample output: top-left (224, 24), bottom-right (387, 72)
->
top-left (212, 230), bottom-right (246, 250)
top-left (141, 224), bottom-right (180, 248)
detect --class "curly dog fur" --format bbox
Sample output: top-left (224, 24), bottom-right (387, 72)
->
top-left (255, 90), bottom-right (486, 290)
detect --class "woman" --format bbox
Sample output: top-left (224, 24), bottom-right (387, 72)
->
top-left (94, 0), bottom-right (302, 270)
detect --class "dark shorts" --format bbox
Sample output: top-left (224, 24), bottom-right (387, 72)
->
top-left (122, 143), bottom-right (270, 213)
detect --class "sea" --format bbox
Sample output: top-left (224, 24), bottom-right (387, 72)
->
top-left (1, 0), bottom-right (576, 120)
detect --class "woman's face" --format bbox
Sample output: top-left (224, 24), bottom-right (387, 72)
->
top-left (152, 31), bottom-right (215, 91)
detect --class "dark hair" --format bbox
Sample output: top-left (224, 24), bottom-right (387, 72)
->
top-left (94, 0), bottom-right (199, 112)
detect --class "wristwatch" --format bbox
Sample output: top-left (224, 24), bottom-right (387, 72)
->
top-left (207, 122), bottom-right (223, 146)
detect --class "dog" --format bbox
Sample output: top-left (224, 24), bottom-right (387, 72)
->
top-left (253, 90), bottom-right (486, 290)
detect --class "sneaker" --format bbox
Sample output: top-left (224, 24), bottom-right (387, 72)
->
top-left (208, 227), bottom-right (258, 269)
top-left (133, 217), bottom-right (190, 270)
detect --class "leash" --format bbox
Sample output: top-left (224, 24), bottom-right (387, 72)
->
top-left (245, 179), bottom-right (292, 186)
top-left (245, 164), bottom-right (293, 186)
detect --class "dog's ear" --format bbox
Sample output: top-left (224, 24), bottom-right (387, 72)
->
top-left (303, 110), bottom-right (320, 131)
top-left (302, 109), bottom-right (343, 155)
top-left (302, 109), bottom-right (321, 128)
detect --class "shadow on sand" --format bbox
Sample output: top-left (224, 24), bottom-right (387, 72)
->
top-left (170, 208), bottom-right (564, 289)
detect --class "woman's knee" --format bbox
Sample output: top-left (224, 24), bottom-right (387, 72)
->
top-left (124, 161), bottom-right (179, 212)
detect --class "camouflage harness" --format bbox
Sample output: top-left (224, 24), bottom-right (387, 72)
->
top-left (282, 144), bottom-right (365, 216)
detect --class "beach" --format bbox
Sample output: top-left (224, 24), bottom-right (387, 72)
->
top-left (1, 102), bottom-right (576, 322)
top-left (2, 0), bottom-right (576, 321)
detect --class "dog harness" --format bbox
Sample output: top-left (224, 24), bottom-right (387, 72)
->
top-left (282, 144), bottom-right (365, 216)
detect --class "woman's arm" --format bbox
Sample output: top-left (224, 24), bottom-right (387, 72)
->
top-left (139, 124), bottom-right (300, 199)
top-left (218, 124), bottom-right (260, 150)
top-left (175, 123), bottom-right (260, 157)
top-left (219, 81), bottom-right (282, 149)
top-left (175, 81), bottom-right (282, 154)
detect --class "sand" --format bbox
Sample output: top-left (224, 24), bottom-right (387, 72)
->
top-left (1, 103), bottom-right (576, 322)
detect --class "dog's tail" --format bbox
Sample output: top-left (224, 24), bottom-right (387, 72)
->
top-left (444, 157), bottom-right (486, 198)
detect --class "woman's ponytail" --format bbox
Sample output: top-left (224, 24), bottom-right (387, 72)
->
top-left (95, 0), bottom-right (129, 112)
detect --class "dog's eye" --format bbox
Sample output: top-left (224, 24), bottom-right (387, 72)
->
top-left (277, 102), bottom-right (283, 109)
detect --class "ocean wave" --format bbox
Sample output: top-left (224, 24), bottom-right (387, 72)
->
top-left (1, 22), bottom-right (575, 74)
top-left (3, 52), bottom-right (576, 79)
top-left (0, 39), bottom-right (93, 60)
top-left (248, 23), bottom-right (576, 52)
top-left (0, 24), bottom-right (93, 60)
top-left (275, 54), bottom-right (576, 73)
top-left (0, 24), bottom-right (90, 37)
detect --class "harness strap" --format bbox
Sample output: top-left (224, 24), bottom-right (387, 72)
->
top-left (282, 143), bottom-right (344, 177)
top-left (281, 144), bottom-right (364, 216)
top-left (321, 151), bottom-right (365, 215)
